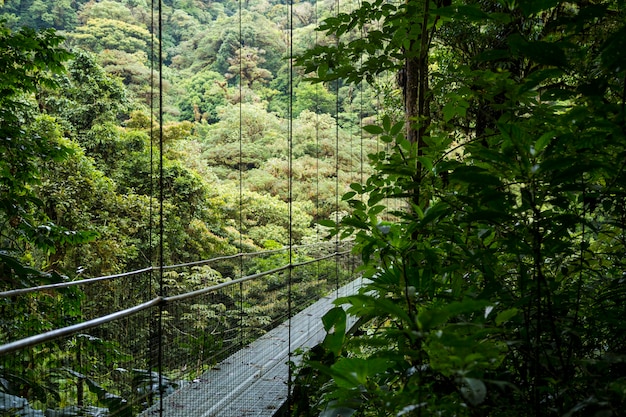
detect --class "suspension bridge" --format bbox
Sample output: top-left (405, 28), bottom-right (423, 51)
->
top-left (0, 244), bottom-right (363, 416)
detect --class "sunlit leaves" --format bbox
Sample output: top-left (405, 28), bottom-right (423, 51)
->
top-left (321, 307), bottom-right (347, 357)
top-left (69, 18), bottom-right (153, 55)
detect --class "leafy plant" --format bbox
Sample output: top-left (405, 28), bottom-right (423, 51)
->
top-left (292, 0), bottom-right (626, 416)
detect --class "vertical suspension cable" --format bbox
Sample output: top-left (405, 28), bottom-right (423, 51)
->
top-left (360, 85), bottom-right (364, 185)
top-left (359, 2), bottom-right (364, 191)
top-left (334, 0), bottom-right (340, 293)
top-left (148, 0), bottom-right (155, 304)
top-left (287, 0), bottom-right (295, 406)
top-left (238, 5), bottom-right (243, 252)
top-left (344, 1), bottom-right (354, 280)
top-left (148, 0), bottom-right (157, 409)
top-left (157, 0), bottom-right (165, 414)
top-left (237, 0), bottom-right (245, 352)
top-left (358, 0), bottom-right (364, 278)
top-left (157, 4), bottom-right (164, 299)
top-left (314, 0), bottom-right (321, 293)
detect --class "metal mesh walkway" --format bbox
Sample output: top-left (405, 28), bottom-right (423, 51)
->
top-left (140, 278), bottom-right (362, 417)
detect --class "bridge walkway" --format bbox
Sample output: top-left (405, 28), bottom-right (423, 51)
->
top-left (140, 278), bottom-right (362, 417)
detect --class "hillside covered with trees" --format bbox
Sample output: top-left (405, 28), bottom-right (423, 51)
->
top-left (0, 0), bottom-right (377, 282)
top-left (1, 2), bottom-right (374, 414)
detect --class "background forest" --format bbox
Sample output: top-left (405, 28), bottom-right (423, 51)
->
top-left (0, 0), bottom-right (377, 281)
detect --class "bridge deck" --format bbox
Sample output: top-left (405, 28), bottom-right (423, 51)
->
top-left (140, 278), bottom-right (362, 417)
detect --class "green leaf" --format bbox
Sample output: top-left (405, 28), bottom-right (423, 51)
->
top-left (338, 294), bottom-right (413, 325)
top-left (420, 201), bottom-right (449, 225)
top-left (368, 205), bottom-right (386, 216)
top-left (382, 114), bottom-right (391, 132)
top-left (322, 307), bottom-right (347, 356)
top-left (363, 124), bottom-right (384, 135)
top-left (534, 132), bottom-right (554, 153)
top-left (350, 183), bottom-right (364, 193)
top-left (418, 299), bottom-right (489, 331)
top-left (318, 62), bottom-right (329, 78)
top-left (342, 191), bottom-right (357, 200)
top-left (368, 192), bottom-right (385, 206)
top-left (330, 357), bottom-right (392, 388)
top-left (442, 95), bottom-right (469, 122)
top-left (342, 215), bottom-right (369, 229)
top-left (317, 219), bottom-right (337, 227)
top-left (348, 199), bottom-right (367, 211)
top-left (495, 308), bottom-right (518, 325)
top-left (390, 121), bottom-right (404, 136)
top-left (417, 156), bottom-right (433, 172)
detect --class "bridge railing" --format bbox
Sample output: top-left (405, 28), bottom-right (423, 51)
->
top-left (0, 241), bottom-right (358, 417)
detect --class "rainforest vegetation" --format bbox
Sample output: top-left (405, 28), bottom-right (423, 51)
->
top-left (0, 0), bottom-right (375, 281)
top-left (0, 0), bottom-right (371, 414)
top-left (1, 0), bottom-right (626, 416)
top-left (291, 0), bottom-right (626, 416)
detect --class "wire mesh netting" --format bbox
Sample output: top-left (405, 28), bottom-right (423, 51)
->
top-left (1, 243), bottom-right (361, 417)
top-left (0, 279), bottom-right (156, 417)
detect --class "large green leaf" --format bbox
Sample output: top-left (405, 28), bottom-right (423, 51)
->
top-left (336, 294), bottom-right (413, 325)
top-left (322, 307), bottom-right (347, 357)
top-left (330, 357), bottom-right (393, 389)
top-left (417, 299), bottom-right (490, 331)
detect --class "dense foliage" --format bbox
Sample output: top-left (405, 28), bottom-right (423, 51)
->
top-left (0, 0), bottom-right (375, 282)
top-left (292, 0), bottom-right (626, 416)
top-left (3, 0), bottom-right (625, 415)
top-left (0, 0), bottom-right (373, 415)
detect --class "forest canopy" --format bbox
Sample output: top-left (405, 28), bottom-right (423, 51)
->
top-left (0, 0), bottom-right (375, 285)
top-left (0, 1), bottom-right (371, 414)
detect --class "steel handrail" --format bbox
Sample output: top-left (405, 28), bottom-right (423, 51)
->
top-left (0, 250), bottom-right (352, 356)
top-left (0, 298), bottom-right (162, 356)
top-left (0, 241), bottom-right (348, 298)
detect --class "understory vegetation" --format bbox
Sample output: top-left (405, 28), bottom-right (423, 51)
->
top-left (291, 0), bottom-right (626, 416)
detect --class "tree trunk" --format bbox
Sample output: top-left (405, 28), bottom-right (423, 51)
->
top-left (404, 0), bottom-right (432, 211)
